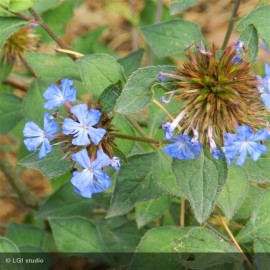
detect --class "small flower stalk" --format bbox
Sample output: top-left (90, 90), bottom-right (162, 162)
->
top-left (160, 42), bottom-right (270, 165)
top-left (23, 79), bottom-right (120, 198)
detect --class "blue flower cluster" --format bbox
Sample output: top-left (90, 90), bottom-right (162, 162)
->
top-left (162, 123), bottom-right (270, 166)
top-left (23, 79), bottom-right (120, 198)
top-left (222, 126), bottom-right (270, 166)
top-left (257, 64), bottom-right (270, 108)
top-left (232, 40), bottom-right (245, 63)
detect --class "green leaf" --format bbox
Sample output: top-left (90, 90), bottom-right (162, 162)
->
top-left (19, 148), bottom-right (72, 179)
top-left (0, 57), bottom-right (13, 82)
top-left (77, 54), bottom-right (125, 97)
top-left (22, 80), bottom-right (46, 124)
top-left (49, 217), bottom-right (104, 252)
top-left (0, 17), bottom-right (29, 48)
top-left (236, 190), bottom-right (270, 243)
top-left (118, 49), bottom-right (144, 78)
top-left (217, 165), bottom-right (249, 220)
top-left (112, 114), bottom-right (135, 155)
top-left (96, 217), bottom-right (145, 253)
top-left (115, 66), bottom-right (175, 114)
top-left (72, 26), bottom-right (107, 55)
top-left (237, 5), bottom-right (270, 46)
top-left (37, 182), bottom-right (96, 219)
top-left (172, 149), bottom-right (227, 223)
top-left (0, 93), bottom-right (23, 134)
top-left (239, 25), bottom-right (258, 62)
top-left (6, 223), bottom-right (44, 248)
top-left (107, 153), bottom-right (164, 218)
top-left (33, 0), bottom-right (61, 13)
top-left (0, 237), bottom-right (21, 270)
top-left (25, 53), bottom-right (80, 83)
top-left (130, 227), bottom-right (240, 270)
top-left (243, 141), bottom-right (270, 183)
top-left (99, 82), bottom-right (122, 114)
top-left (141, 19), bottom-right (201, 57)
top-left (233, 185), bottom-right (263, 220)
top-left (0, 237), bottom-right (20, 252)
top-left (0, 0), bottom-right (10, 8)
top-left (8, 0), bottom-right (35, 12)
top-left (254, 239), bottom-right (270, 270)
top-left (152, 150), bottom-right (182, 197)
top-left (36, 1), bottom-right (74, 42)
top-left (170, 0), bottom-right (198, 15)
top-left (135, 195), bottom-right (170, 228)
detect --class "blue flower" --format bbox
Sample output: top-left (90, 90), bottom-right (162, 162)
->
top-left (211, 149), bottom-right (224, 160)
top-left (232, 55), bottom-right (242, 63)
top-left (23, 113), bottom-right (59, 158)
top-left (260, 64), bottom-right (270, 108)
top-left (111, 157), bottom-right (121, 171)
top-left (158, 73), bottom-right (166, 82)
top-left (163, 134), bottom-right (202, 160)
top-left (162, 122), bottom-right (174, 139)
top-left (63, 104), bottom-right (106, 146)
top-left (222, 126), bottom-right (270, 166)
top-left (235, 40), bottom-right (245, 54)
top-left (43, 79), bottom-right (77, 110)
top-left (71, 149), bottom-right (112, 198)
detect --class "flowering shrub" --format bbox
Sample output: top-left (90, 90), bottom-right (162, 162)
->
top-left (1, 1), bottom-right (270, 269)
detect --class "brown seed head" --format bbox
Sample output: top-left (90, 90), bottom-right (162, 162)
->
top-left (174, 44), bottom-right (267, 144)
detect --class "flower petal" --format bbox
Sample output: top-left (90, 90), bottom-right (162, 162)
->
top-left (23, 121), bottom-right (44, 137)
top-left (92, 150), bottom-right (112, 170)
top-left (235, 146), bottom-right (248, 166)
top-left (86, 108), bottom-right (101, 127)
top-left (72, 149), bottom-right (91, 169)
top-left (253, 129), bottom-right (270, 141)
top-left (246, 142), bottom-right (267, 161)
top-left (61, 79), bottom-right (76, 102)
top-left (70, 104), bottom-right (88, 124)
top-left (164, 142), bottom-right (195, 160)
top-left (38, 139), bottom-right (52, 158)
top-left (88, 127), bottom-right (106, 145)
top-left (71, 170), bottom-right (93, 192)
top-left (43, 84), bottom-right (64, 110)
top-left (62, 118), bottom-right (82, 135)
top-left (236, 126), bottom-right (253, 140)
top-left (265, 63), bottom-right (270, 77)
top-left (24, 137), bottom-right (44, 152)
top-left (261, 93), bottom-right (270, 108)
top-left (93, 170), bottom-right (111, 191)
top-left (72, 129), bottom-right (90, 146)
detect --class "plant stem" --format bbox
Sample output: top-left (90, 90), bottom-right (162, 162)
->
top-left (0, 157), bottom-right (40, 209)
top-left (4, 79), bottom-right (29, 92)
top-left (55, 47), bottom-right (84, 58)
top-left (0, 194), bottom-right (19, 200)
top-left (125, 115), bottom-right (149, 138)
top-left (125, 115), bottom-right (157, 150)
top-left (180, 198), bottom-right (185, 227)
top-left (216, 208), bottom-right (253, 268)
top-left (27, 8), bottom-right (76, 59)
top-left (110, 132), bottom-right (161, 145)
top-left (155, 0), bottom-right (163, 23)
top-left (221, 0), bottom-right (241, 50)
top-left (152, 98), bottom-right (181, 131)
top-left (20, 56), bottom-right (38, 78)
top-left (204, 222), bottom-right (231, 242)
top-left (129, 0), bottom-right (138, 51)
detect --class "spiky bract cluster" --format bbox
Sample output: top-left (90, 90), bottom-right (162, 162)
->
top-left (3, 27), bottom-right (40, 63)
top-left (175, 44), bottom-right (267, 144)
